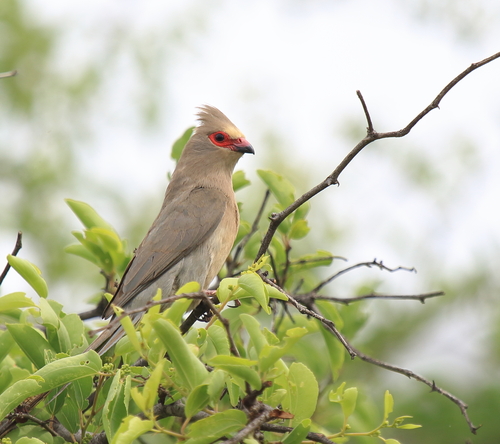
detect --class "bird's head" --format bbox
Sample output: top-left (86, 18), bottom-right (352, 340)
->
top-left (193, 105), bottom-right (255, 156)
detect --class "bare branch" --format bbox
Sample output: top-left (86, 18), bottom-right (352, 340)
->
top-left (0, 231), bottom-right (23, 286)
top-left (260, 273), bottom-right (356, 359)
top-left (353, 347), bottom-right (480, 434)
top-left (255, 52), bottom-right (500, 260)
top-left (259, 273), bottom-right (478, 434)
top-left (219, 405), bottom-right (273, 444)
top-left (261, 423), bottom-right (338, 444)
top-left (310, 290), bottom-right (445, 305)
top-left (313, 259), bottom-right (416, 293)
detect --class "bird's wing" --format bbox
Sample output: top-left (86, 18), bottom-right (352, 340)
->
top-left (104, 186), bottom-right (228, 316)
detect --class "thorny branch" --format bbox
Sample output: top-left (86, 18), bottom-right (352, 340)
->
top-left (265, 275), bottom-right (479, 433)
top-left (308, 290), bottom-right (444, 305)
top-left (255, 51), bottom-right (500, 261)
top-left (312, 258), bottom-right (415, 293)
top-left (352, 347), bottom-right (480, 434)
top-left (260, 273), bottom-right (357, 359)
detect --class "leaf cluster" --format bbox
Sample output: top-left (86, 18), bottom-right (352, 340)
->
top-left (0, 133), bottom-right (421, 444)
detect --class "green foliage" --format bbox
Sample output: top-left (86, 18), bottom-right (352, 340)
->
top-left (0, 196), bottom-right (419, 443)
top-left (171, 127), bottom-right (195, 162)
top-left (0, 132), bottom-right (420, 443)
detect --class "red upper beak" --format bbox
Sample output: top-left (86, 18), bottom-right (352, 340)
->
top-left (232, 138), bottom-right (255, 154)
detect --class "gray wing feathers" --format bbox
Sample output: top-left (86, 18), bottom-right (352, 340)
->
top-left (104, 187), bottom-right (227, 317)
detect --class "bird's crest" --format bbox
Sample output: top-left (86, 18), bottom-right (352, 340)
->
top-left (196, 105), bottom-right (244, 138)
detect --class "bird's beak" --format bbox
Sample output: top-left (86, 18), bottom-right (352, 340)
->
top-left (232, 138), bottom-right (255, 155)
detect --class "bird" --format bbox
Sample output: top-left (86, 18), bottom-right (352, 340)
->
top-left (90, 105), bottom-right (254, 353)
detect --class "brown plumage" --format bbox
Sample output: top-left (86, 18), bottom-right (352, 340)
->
top-left (91, 105), bottom-right (254, 353)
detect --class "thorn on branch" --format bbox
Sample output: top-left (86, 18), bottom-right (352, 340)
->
top-left (356, 90), bottom-right (375, 134)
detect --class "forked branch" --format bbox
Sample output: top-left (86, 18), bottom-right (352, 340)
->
top-left (255, 51), bottom-right (500, 260)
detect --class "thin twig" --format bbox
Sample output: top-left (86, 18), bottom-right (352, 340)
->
top-left (200, 294), bottom-right (240, 357)
top-left (260, 423), bottom-right (338, 444)
top-left (310, 290), bottom-right (445, 305)
top-left (259, 273), bottom-right (478, 434)
top-left (219, 405), bottom-right (274, 444)
top-left (313, 259), bottom-right (416, 293)
top-left (356, 90), bottom-right (374, 134)
top-left (353, 346), bottom-right (480, 434)
top-left (228, 190), bottom-right (271, 276)
top-left (0, 231), bottom-right (23, 286)
top-left (255, 51), bottom-right (500, 261)
top-left (289, 255), bottom-right (347, 266)
top-left (260, 273), bottom-right (356, 359)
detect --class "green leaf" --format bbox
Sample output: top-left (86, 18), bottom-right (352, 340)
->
top-left (232, 170), bottom-right (251, 192)
top-left (282, 362), bottom-right (319, 426)
top-left (340, 387), bottom-right (358, 419)
top-left (16, 437), bottom-right (46, 444)
top-left (238, 272), bottom-right (270, 314)
top-left (217, 277), bottom-right (240, 304)
top-left (185, 384), bottom-right (210, 419)
top-left (57, 394), bottom-right (80, 433)
top-left (64, 244), bottom-right (100, 265)
top-left (7, 255), bottom-right (48, 298)
top-left (240, 314), bottom-right (269, 355)
top-left (289, 250), bottom-right (334, 273)
top-left (259, 328), bottom-right (307, 373)
top-left (316, 301), bottom-right (345, 379)
top-left (384, 390), bottom-right (394, 421)
top-left (187, 409), bottom-right (247, 441)
top-left (70, 375), bottom-right (93, 410)
top-left (209, 356), bottom-right (261, 390)
top-left (293, 200), bottom-right (310, 222)
top-left (0, 350), bottom-right (101, 419)
top-left (60, 313), bottom-right (87, 351)
top-left (282, 419), bottom-right (311, 444)
top-left (37, 297), bottom-right (59, 329)
top-left (207, 369), bottom-right (226, 402)
top-left (396, 424), bottom-right (422, 429)
top-left (7, 323), bottom-right (55, 369)
top-left (66, 199), bottom-right (116, 231)
top-left (0, 292), bottom-right (37, 312)
top-left (110, 416), bottom-right (154, 444)
top-left (103, 370), bottom-right (131, 438)
top-left (0, 330), bottom-right (15, 364)
top-left (142, 358), bottom-right (165, 411)
top-left (153, 319), bottom-right (208, 390)
top-left (206, 325), bottom-right (230, 358)
top-left (329, 382), bottom-right (346, 403)
top-left (113, 306), bottom-right (143, 355)
top-left (171, 127), bottom-right (194, 161)
top-left (257, 170), bottom-right (295, 208)
top-left (289, 219), bottom-right (310, 240)
top-left (266, 284), bottom-right (288, 301)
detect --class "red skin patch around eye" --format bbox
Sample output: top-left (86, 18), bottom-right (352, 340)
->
top-left (208, 132), bottom-right (253, 152)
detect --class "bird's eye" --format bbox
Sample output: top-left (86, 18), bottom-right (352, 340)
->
top-left (209, 131), bottom-right (231, 146)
